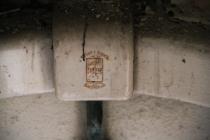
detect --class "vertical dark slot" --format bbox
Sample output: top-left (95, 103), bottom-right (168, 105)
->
top-left (87, 101), bottom-right (103, 140)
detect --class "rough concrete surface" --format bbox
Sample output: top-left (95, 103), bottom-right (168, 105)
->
top-left (0, 1), bottom-right (210, 140)
top-left (54, 2), bottom-right (133, 100)
top-left (0, 94), bottom-right (210, 140)
top-left (134, 16), bottom-right (210, 107)
top-left (0, 0), bottom-right (210, 104)
top-left (0, 7), bottom-right (53, 98)
top-left (104, 95), bottom-right (210, 140)
top-left (0, 94), bottom-right (86, 140)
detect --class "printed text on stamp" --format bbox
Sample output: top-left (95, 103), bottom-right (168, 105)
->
top-left (84, 51), bottom-right (109, 89)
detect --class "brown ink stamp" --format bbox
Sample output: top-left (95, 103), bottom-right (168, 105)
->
top-left (84, 51), bottom-right (109, 89)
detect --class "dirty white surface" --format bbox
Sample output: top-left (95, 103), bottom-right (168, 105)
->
top-left (134, 37), bottom-right (210, 107)
top-left (0, 7), bottom-right (53, 98)
top-left (54, 2), bottom-right (133, 100)
top-left (0, 32), bottom-right (54, 98)
top-left (0, 1), bottom-right (210, 140)
top-left (0, 17), bottom-right (210, 107)
top-left (0, 19), bottom-right (210, 108)
top-left (0, 1), bottom-right (209, 108)
top-left (0, 93), bottom-right (86, 140)
top-left (104, 96), bottom-right (210, 140)
top-left (0, 93), bottom-right (210, 140)
top-left (133, 16), bottom-right (210, 107)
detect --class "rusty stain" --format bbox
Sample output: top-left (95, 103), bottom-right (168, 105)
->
top-left (86, 51), bottom-right (109, 60)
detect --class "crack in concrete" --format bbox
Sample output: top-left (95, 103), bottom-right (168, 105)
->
top-left (82, 16), bottom-right (88, 61)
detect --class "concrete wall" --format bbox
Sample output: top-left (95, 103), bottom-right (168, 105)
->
top-left (1, 4), bottom-right (210, 106)
top-left (0, 94), bottom-right (210, 140)
top-left (134, 16), bottom-right (210, 107)
top-left (0, 0), bottom-right (210, 140)
top-left (0, 6), bottom-right (53, 98)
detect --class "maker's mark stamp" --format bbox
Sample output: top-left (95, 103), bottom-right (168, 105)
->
top-left (84, 51), bottom-right (109, 89)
